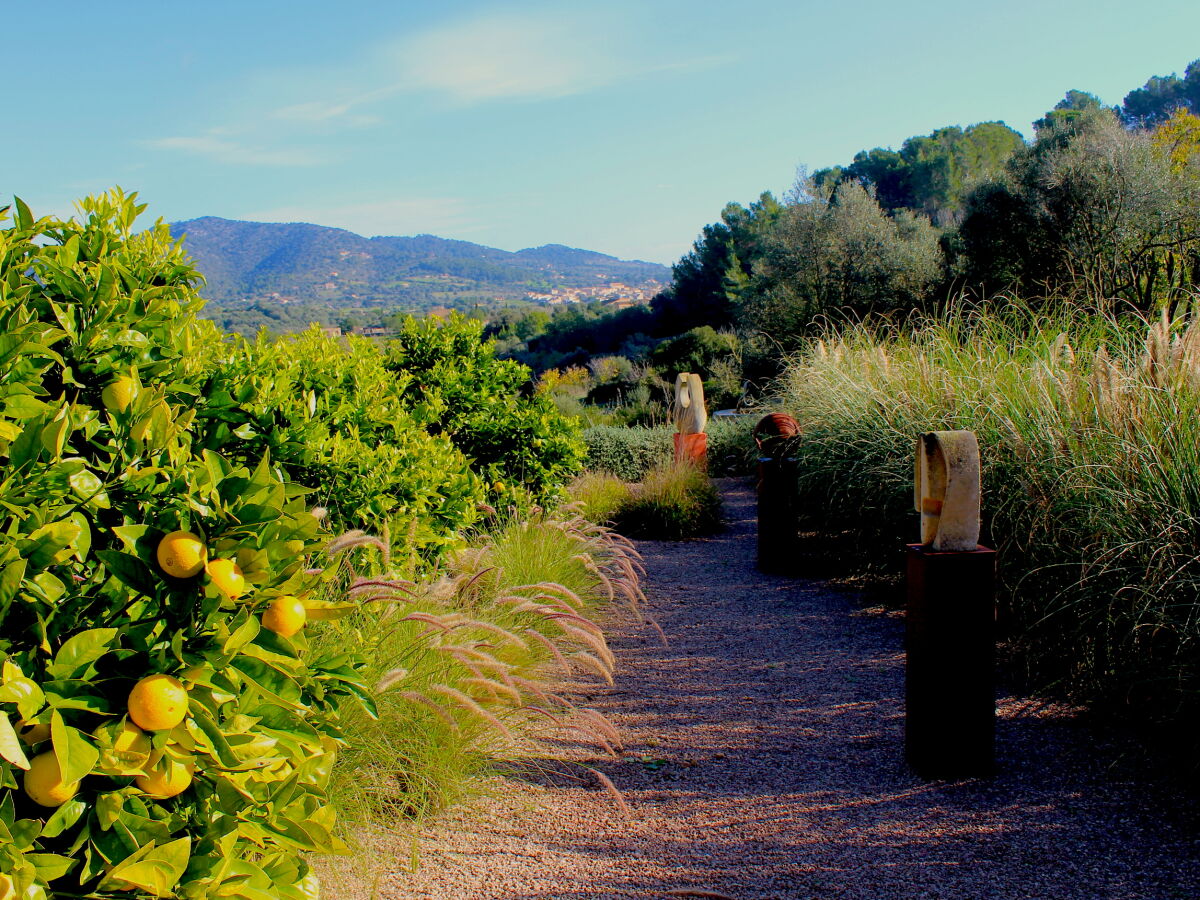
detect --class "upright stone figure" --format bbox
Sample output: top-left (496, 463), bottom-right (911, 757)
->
top-left (673, 373), bottom-right (708, 468)
top-left (914, 430), bottom-right (981, 551)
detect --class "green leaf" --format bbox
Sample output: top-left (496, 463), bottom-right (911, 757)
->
top-left (96, 791), bottom-right (124, 830)
top-left (19, 520), bottom-right (83, 569)
top-left (7, 415), bottom-right (45, 469)
top-left (42, 681), bottom-right (111, 713)
top-left (187, 705), bottom-right (241, 768)
top-left (30, 571), bottom-right (66, 604)
top-left (0, 712), bottom-right (30, 769)
top-left (96, 549), bottom-right (159, 596)
top-left (39, 413), bottom-right (69, 459)
top-left (69, 467), bottom-right (110, 509)
top-left (222, 615), bottom-right (260, 656)
top-left (14, 195), bottom-right (33, 230)
top-left (113, 523), bottom-right (163, 566)
top-left (26, 852), bottom-right (76, 882)
top-left (0, 558), bottom-right (26, 614)
top-left (50, 710), bottom-right (99, 783)
top-left (47, 628), bottom-right (118, 680)
top-left (104, 837), bottom-right (191, 897)
top-left (2, 394), bottom-right (49, 419)
top-left (0, 675), bottom-right (44, 721)
top-left (40, 797), bottom-right (86, 838)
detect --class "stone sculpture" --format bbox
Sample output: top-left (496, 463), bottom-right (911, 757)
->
top-left (914, 430), bottom-right (981, 552)
top-left (673, 373), bottom-right (708, 467)
top-left (674, 373), bottom-right (707, 436)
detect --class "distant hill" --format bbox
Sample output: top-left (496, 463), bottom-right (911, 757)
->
top-left (169, 217), bottom-right (669, 313)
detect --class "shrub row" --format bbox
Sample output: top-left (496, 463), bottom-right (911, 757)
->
top-left (581, 416), bottom-right (758, 480)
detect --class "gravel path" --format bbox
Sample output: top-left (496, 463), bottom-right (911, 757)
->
top-left (375, 478), bottom-right (1200, 900)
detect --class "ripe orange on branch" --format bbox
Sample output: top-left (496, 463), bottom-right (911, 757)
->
top-left (206, 558), bottom-right (246, 599)
top-left (135, 758), bottom-right (194, 799)
top-left (127, 674), bottom-right (188, 732)
top-left (101, 375), bottom-right (136, 413)
top-left (23, 752), bottom-right (81, 808)
top-left (157, 530), bottom-right (207, 578)
top-left (262, 595), bottom-right (306, 637)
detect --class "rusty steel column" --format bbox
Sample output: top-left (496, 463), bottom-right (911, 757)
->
top-left (756, 456), bottom-right (799, 574)
top-left (905, 543), bottom-right (996, 778)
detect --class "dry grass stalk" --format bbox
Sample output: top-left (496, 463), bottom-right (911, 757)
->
top-left (430, 685), bottom-right (515, 741)
top-left (584, 767), bottom-right (631, 818)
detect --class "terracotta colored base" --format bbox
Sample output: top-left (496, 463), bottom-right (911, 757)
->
top-left (673, 432), bottom-right (708, 470)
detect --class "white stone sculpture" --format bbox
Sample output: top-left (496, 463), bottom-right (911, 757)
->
top-left (674, 373), bottom-right (707, 436)
top-left (914, 430), bottom-right (981, 552)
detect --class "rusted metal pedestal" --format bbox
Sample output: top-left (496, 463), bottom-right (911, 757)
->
top-left (757, 457), bottom-right (799, 574)
top-left (905, 543), bottom-right (996, 778)
top-left (673, 432), bottom-right (708, 470)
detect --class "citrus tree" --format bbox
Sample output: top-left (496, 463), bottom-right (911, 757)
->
top-left (0, 192), bottom-right (367, 899)
top-left (384, 314), bottom-right (586, 504)
top-left (191, 328), bottom-right (483, 570)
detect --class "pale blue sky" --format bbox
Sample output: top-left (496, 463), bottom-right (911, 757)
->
top-left (3, 1), bottom-right (1198, 264)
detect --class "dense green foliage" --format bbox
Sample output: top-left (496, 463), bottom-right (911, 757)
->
top-left (738, 180), bottom-right (944, 359)
top-left (0, 192), bottom-right (367, 899)
top-left (812, 121), bottom-right (1025, 224)
top-left (957, 106), bottom-right (1200, 304)
top-left (194, 330), bottom-right (483, 569)
top-left (384, 315), bottom-right (587, 505)
top-left (0, 193), bottom-right (600, 898)
top-left (1121, 59), bottom-right (1200, 126)
top-left (770, 305), bottom-right (1200, 753)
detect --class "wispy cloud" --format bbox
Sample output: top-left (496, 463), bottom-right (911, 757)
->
top-left (147, 135), bottom-right (323, 167)
top-left (390, 11), bottom-right (628, 104)
top-left (272, 100), bottom-right (382, 127)
top-left (263, 9), bottom-right (732, 120)
top-left (242, 196), bottom-right (475, 237)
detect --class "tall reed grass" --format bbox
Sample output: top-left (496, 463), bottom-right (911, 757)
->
top-left (769, 301), bottom-right (1200, 752)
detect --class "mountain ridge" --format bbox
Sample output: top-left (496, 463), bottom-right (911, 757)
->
top-left (169, 217), bottom-right (670, 311)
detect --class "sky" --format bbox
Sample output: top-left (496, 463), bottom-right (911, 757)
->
top-left (3, 0), bottom-right (1199, 265)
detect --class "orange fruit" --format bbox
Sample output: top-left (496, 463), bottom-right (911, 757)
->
top-left (23, 752), bottom-right (81, 807)
top-left (261, 595), bottom-right (306, 638)
top-left (111, 719), bottom-right (152, 756)
top-left (0, 872), bottom-right (16, 900)
top-left (19, 722), bottom-right (51, 746)
top-left (135, 758), bottom-right (194, 799)
top-left (206, 558), bottom-right (245, 599)
top-left (127, 674), bottom-right (188, 732)
top-left (101, 376), bottom-right (135, 413)
top-left (157, 531), bottom-right (206, 578)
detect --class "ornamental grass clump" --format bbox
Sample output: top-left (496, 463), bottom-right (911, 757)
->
top-left (316, 509), bottom-right (647, 834)
top-left (611, 462), bottom-right (723, 540)
top-left (769, 300), bottom-right (1200, 755)
top-left (567, 472), bottom-right (634, 526)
